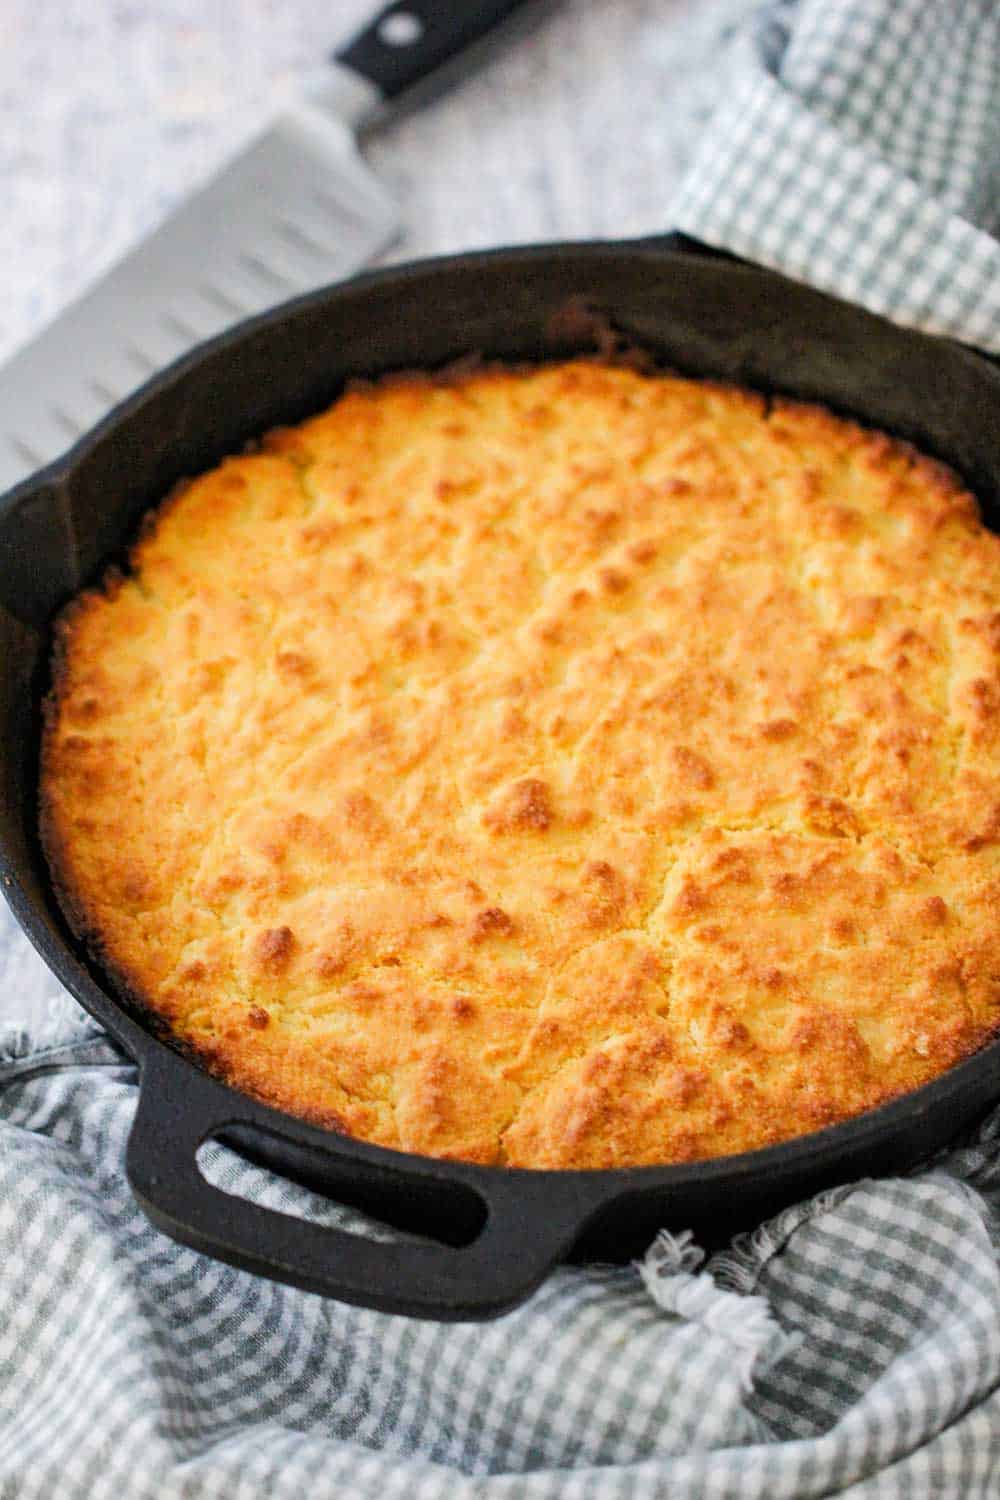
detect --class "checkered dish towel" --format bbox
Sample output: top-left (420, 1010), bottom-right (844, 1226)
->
top-left (671, 0), bottom-right (1000, 352)
top-left (6, 2), bottom-right (1000, 1497)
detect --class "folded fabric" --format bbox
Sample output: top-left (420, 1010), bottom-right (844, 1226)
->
top-left (670, 0), bottom-right (1000, 352)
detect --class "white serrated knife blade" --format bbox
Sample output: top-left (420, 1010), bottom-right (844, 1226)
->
top-left (0, 1), bottom-right (543, 493)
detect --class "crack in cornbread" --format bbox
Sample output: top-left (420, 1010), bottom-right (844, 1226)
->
top-left (40, 361), bottom-right (1000, 1167)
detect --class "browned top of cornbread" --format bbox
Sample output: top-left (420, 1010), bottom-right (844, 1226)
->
top-left (40, 360), bottom-right (1000, 1167)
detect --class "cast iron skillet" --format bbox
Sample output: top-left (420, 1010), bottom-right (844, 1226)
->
top-left (3, 234), bottom-right (1000, 1321)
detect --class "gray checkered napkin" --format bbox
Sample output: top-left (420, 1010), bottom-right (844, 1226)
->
top-left (6, 2), bottom-right (1000, 1496)
top-left (671, 0), bottom-right (1000, 352)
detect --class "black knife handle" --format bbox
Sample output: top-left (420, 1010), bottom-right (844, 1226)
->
top-left (336, 1), bottom-right (538, 100)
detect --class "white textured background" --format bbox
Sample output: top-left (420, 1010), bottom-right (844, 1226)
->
top-left (1, 0), bottom-right (736, 1027)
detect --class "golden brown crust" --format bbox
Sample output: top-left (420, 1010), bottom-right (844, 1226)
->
top-left (40, 360), bottom-right (1000, 1167)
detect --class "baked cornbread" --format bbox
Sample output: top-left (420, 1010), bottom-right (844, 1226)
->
top-left (41, 360), bottom-right (1000, 1168)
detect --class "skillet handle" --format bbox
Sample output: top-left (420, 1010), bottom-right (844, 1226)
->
top-left (126, 1048), bottom-right (597, 1321)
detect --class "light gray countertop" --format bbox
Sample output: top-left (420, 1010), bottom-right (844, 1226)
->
top-left (1, 0), bottom-right (721, 1028)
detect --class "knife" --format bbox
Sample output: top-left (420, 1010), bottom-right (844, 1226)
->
top-left (0, 0), bottom-right (543, 493)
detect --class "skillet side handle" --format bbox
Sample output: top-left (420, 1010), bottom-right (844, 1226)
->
top-left (126, 1049), bottom-right (595, 1321)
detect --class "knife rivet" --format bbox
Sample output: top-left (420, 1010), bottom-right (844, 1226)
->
top-left (378, 10), bottom-right (424, 46)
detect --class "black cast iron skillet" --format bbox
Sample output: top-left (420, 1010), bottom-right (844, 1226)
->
top-left (3, 235), bottom-right (1000, 1321)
